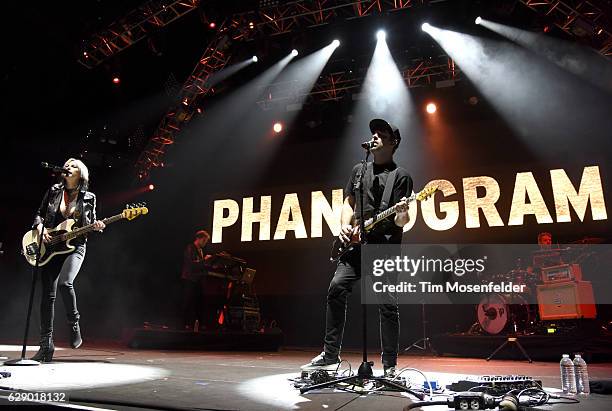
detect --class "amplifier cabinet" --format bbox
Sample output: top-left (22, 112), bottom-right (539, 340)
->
top-left (536, 281), bottom-right (596, 320)
top-left (541, 264), bottom-right (582, 283)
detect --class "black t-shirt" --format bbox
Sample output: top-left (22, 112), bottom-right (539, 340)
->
top-left (344, 161), bottom-right (413, 244)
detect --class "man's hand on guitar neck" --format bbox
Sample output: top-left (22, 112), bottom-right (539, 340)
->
top-left (339, 224), bottom-right (360, 244)
top-left (394, 196), bottom-right (410, 227)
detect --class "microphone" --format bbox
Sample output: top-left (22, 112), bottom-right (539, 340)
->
top-left (41, 162), bottom-right (71, 175)
top-left (361, 140), bottom-right (375, 150)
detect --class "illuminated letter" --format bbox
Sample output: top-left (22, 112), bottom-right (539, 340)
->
top-left (274, 193), bottom-right (307, 240)
top-left (242, 196), bottom-right (271, 242)
top-left (421, 180), bottom-right (459, 231)
top-left (311, 189), bottom-right (343, 238)
top-left (508, 172), bottom-right (553, 226)
top-left (463, 176), bottom-right (504, 228)
top-left (551, 166), bottom-right (607, 222)
top-left (212, 199), bottom-right (239, 243)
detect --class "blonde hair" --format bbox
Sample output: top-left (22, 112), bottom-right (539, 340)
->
top-left (64, 158), bottom-right (90, 190)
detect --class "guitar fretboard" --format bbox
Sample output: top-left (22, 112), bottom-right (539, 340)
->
top-left (63, 214), bottom-right (123, 241)
top-left (364, 193), bottom-right (416, 230)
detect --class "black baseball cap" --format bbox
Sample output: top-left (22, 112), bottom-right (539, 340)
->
top-left (369, 118), bottom-right (401, 144)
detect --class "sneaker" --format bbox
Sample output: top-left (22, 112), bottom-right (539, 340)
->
top-left (300, 352), bottom-right (341, 370)
top-left (383, 365), bottom-right (397, 378)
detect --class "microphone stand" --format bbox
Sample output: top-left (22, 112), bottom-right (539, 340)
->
top-left (301, 149), bottom-right (423, 399)
top-left (4, 177), bottom-right (57, 366)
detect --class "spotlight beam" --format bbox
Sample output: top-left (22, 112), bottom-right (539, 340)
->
top-left (422, 22), bottom-right (612, 156)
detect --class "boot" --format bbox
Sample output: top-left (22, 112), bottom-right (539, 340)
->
top-left (69, 320), bottom-right (82, 349)
top-left (31, 336), bottom-right (55, 363)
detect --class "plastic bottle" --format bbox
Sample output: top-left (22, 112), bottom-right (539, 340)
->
top-left (573, 354), bottom-right (590, 395)
top-left (194, 319), bottom-right (200, 333)
top-left (560, 354), bottom-right (577, 394)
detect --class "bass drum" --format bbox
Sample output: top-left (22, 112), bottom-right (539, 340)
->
top-left (477, 294), bottom-right (532, 335)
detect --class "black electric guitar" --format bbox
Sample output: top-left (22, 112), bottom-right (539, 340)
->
top-left (329, 186), bottom-right (438, 262)
top-left (22, 205), bottom-right (148, 267)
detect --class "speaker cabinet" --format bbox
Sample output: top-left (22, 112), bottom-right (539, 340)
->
top-left (536, 281), bottom-right (596, 320)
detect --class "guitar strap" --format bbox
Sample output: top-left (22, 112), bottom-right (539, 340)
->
top-left (378, 168), bottom-right (399, 213)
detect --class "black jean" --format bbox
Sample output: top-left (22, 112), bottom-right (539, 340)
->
top-left (181, 277), bottom-right (206, 328)
top-left (323, 250), bottom-right (400, 367)
top-left (39, 245), bottom-right (85, 339)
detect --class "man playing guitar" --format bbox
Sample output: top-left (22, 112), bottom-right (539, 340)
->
top-left (302, 118), bottom-right (412, 377)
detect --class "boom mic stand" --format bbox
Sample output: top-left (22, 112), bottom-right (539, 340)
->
top-left (4, 175), bottom-right (57, 366)
top-left (301, 149), bottom-right (423, 399)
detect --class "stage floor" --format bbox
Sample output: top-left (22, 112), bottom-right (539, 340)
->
top-left (1, 343), bottom-right (611, 410)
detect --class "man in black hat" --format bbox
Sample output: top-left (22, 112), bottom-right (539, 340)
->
top-left (302, 118), bottom-right (413, 376)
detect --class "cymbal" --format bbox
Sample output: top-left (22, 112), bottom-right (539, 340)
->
top-left (571, 237), bottom-right (605, 244)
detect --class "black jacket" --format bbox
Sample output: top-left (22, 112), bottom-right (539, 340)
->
top-left (33, 184), bottom-right (97, 243)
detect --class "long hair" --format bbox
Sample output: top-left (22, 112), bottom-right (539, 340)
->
top-left (64, 158), bottom-right (90, 191)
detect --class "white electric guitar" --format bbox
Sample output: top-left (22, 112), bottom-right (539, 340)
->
top-left (22, 205), bottom-right (148, 267)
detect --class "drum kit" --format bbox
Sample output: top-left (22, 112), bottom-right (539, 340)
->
top-left (476, 269), bottom-right (538, 335)
top-left (473, 237), bottom-right (604, 336)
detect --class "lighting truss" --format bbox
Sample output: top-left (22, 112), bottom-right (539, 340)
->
top-left (78, 0), bottom-right (200, 68)
top-left (135, 18), bottom-right (245, 177)
top-left (256, 55), bottom-right (460, 108)
top-left (133, 0), bottom-right (443, 179)
top-left (519, 0), bottom-right (612, 56)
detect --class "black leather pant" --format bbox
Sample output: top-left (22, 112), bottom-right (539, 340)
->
top-left (323, 250), bottom-right (400, 367)
top-left (39, 245), bottom-right (85, 338)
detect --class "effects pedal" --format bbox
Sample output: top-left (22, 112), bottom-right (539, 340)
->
top-left (447, 375), bottom-right (541, 396)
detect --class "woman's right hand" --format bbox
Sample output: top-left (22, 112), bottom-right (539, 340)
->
top-left (37, 224), bottom-right (51, 244)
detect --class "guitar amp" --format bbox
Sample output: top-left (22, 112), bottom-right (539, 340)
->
top-left (541, 264), bottom-right (582, 283)
top-left (536, 281), bottom-right (596, 320)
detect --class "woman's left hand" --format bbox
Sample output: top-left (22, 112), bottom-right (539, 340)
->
top-left (93, 220), bottom-right (106, 232)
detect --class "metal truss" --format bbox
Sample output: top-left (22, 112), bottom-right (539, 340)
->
top-left (251, 0), bottom-right (421, 36)
top-left (78, 0), bottom-right (200, 68)
top-left (256, 55), bottom-right (460, 108)
top-left (133, 0), bottom-right (441, 178)
top-left (135, 17), bottom-right (247, 177)
top-left (519, 0), bottom-right (612, 56)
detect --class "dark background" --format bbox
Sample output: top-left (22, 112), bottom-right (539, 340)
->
top-left (1, 0), bottom-right (610, 349)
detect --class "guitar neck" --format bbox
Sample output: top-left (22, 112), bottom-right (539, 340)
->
top-left (64, 214), bottom-right (123, 240)
top-left (364, 194), bottom-right (416, 230)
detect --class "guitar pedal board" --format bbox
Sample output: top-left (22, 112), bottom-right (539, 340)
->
top-left (446, 375), bottom-right (541, 396)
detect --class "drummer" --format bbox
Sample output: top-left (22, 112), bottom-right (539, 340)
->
top-left (537, 232), bottom-right (552, 250)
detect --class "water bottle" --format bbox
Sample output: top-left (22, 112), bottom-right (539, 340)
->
top-left (573, 354), bottom-right (590, 395)
top-left (560, 354), bottom-right (577, 394)
top-left (194, 319), bottom-right (200, 333)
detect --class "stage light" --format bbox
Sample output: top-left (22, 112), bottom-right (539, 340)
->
top-left (426, 102), bottom-right (437, 114)
top-left (248, 21), bottom-right (255, 29)
top-left (475, 16), bottom-right (482, 25)
top-left (331, 39), bottom-right (340, 48)
top-left (83, 51), bottom-right (88, 58)
top-left (209, 22), bottom-right (216, 29)
top-left (376, 30), bottom-right (386, 41)
top-left (421, 23), bottom-right (431, 32)
top-left (148, 184), bottom-right (155, 191)
top-left (252, 56), bottom-right (258, 63)
top-left (291, 49), bottom-right (298, 57)
top-left (273, 122), bottom-right (283, 133)
top-left (112, 76), bottom-right (120, 85)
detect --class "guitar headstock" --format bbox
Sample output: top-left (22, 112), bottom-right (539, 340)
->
top-left (416, 185), bottom-right (438, 201)
top-left (123, 202), bottom-right (149, 221)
